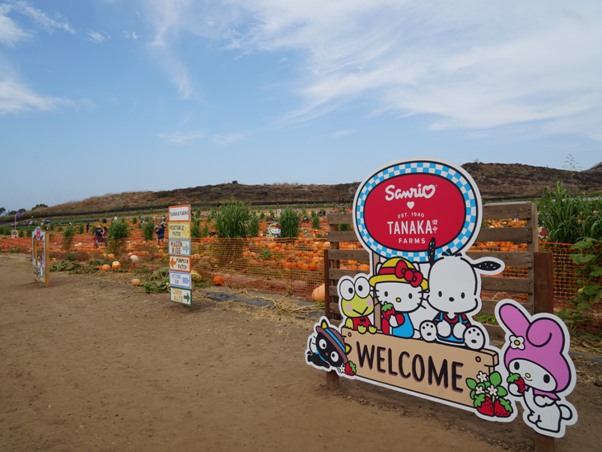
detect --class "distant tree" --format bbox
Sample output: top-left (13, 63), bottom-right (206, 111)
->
top-left (18, 208), bottom-right (26, 213)
top-left (32, 203), bottom-right (48, 210)
top-left (8, 210), bottom-right (17, 216)
top-left (0, 207), bottom-right (5, 216)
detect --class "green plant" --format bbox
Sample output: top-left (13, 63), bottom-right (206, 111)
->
top-left (279, 208), bottom-right (300, 238)
top-left (248, 213), bottom-right (259, 237)
top-left (555, 238), bottom-right (602, 334)
top-left (142, 266), bottom-right (170, 293)
top-left (143, 218), bottom-right (155, 241)
top-left (62, 224), bottom-right (76, 251)
top-left (108, 219), bottom-right (129, 254)
top-left (215, 202), bottom-right (253, 238)
top-left (311, 211), bottom-right (320, 229)
top-left (537, 181), bottom-right (602, 243)
top-left (191, 219), bottom-right (201, 239)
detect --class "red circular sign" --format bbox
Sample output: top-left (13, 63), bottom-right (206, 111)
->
top-left (363, 173), bottom-right (464, 253)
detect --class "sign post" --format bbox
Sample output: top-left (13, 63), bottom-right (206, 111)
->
top-left (168, 204), bottom-right (192, 307)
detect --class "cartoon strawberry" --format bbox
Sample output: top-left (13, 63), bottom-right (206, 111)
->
top-left (493, 398), bottom-right (513, 417)
top-left (344, 361), bottom-right (357, 376)
top-left (476, 397), bottom-right (494, 416)
top-left (507, 372), bottom-right (526, 393)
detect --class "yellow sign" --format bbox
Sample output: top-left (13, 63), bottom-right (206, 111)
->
top-left (168, 222), bottom-right (190, 239)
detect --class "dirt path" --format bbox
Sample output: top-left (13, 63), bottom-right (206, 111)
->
top-left (0, 254), bottom-right (599, 451)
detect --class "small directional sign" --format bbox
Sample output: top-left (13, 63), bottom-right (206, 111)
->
top-left (169, 271), bottom-right (192, 290)
top-left (170, 287), bottom-right (192, 306)
top-left (169, 256), bottom-right (191, 272)
top-left (169, 204), bottom-right (191, 222)
top-left (168, 239), bottom-right (191, 256)
top-left (168, 222), bottom-right (191, 239)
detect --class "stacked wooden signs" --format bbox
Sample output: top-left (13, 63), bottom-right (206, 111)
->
top-left (168, 204), bottom-right (192, 306)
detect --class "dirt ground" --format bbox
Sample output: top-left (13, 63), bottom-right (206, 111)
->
top-left (0, 254), bottom-right (600, 451)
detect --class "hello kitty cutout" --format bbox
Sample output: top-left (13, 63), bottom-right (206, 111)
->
top-left (496, 300), bottom-right (578, 438)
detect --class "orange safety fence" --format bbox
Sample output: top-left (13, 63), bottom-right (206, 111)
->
top-left (0, 230), bottom-right (599, 334)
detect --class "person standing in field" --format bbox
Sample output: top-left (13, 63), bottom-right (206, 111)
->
top-left (156, 222), bottom-right (165, 245)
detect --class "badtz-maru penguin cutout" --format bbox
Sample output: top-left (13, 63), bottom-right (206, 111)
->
top-left (305, 158), bottom-right (577, 435)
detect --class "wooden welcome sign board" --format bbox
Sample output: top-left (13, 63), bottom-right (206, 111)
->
top-left (306, 158), bottom-right (578, 438)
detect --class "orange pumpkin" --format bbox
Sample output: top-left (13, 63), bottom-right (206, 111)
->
top-left (111, 260), bottom-right (121, 270)
top-left (131, 278), bottom-right (141, 286)
top-left (311, 283), bottom-right (325, 302)
top-left (212, 275), bottom-right (225, 286)
top-left (101, 264), bottom-right (111, 271)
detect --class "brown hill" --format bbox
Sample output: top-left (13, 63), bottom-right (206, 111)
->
top-left (22, 162), bottom-right (602, 219)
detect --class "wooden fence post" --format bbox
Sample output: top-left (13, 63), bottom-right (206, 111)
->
top-left (534, 251), bottom-right (555, 452)
top-left (323, 249), bottom-right (340, 389)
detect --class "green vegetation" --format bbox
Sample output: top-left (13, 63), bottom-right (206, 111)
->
top-left (107, 219), bottom-right (129, 254)
top-left (62, 224), bottom-right (76, 251)
top-left (537, 181), bottom-right (602, 243)
top-left (143, 218), bottom-right (155, 241)
top-left (279, 208), bottom-right (300, 238)
top-left (215, 201), bottom-right (255, 238)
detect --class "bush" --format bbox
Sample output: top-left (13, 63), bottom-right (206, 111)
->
top-left (538, 181), bottom-right (602, 243)
top-left (279, 208), bottom-right (300, 238)
top-left (248, 213), bottom-right (259, 238)
top-left (143, 218), bottom-right (155, 241)
top-left (215, 202), bottom-right (253, 238)
top-left (108, 219), bottom-right (129, 254)
top-left (191, 219), bottom-right (201, 239)
top-left (311, 211), bottom-right (320, 229)
top-left (63, 224), bottom-right (76, 251)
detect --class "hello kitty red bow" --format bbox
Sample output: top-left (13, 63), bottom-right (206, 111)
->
top-left (379, 260), bottom-right (424, 287)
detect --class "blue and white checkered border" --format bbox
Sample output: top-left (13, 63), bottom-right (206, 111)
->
top-left (354, 161), bottom-right (480, 262)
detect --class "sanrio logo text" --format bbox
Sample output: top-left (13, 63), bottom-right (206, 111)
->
top-left (384, 184), bottom-right (436, 201)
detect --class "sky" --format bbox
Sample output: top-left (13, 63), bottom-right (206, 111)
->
top-left (1, 0), bottom-right (601, 213)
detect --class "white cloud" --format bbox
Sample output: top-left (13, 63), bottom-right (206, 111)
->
top-left (122, 31), bottom-right (139, 40)
top-left (0, 77), bottom-right (69, 114)
top-left (12, 0), bottom-right (75, 35)
top-left (88, 30), bottom-right (110, 44)
top-left (136, 1), bottom-right (602, 142)
top-left (212, 134), bottom-right (245, 146)
top-left (158, 129), bottom-right (205, 144)
top-left (332, 129), bottom-right (356, 138)
top-left (0, 4), bottom-right (30, 46)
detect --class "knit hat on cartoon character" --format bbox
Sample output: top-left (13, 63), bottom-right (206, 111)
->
top-left (315, 321), bottom-right (349, 365)
top-left (369, 257), bottom-right (428, 290)
top-left (498, 302), bottom-right (571, 393)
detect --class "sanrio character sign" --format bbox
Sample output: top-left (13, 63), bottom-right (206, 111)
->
top-left (305, 158), bottom-right (578, 437)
